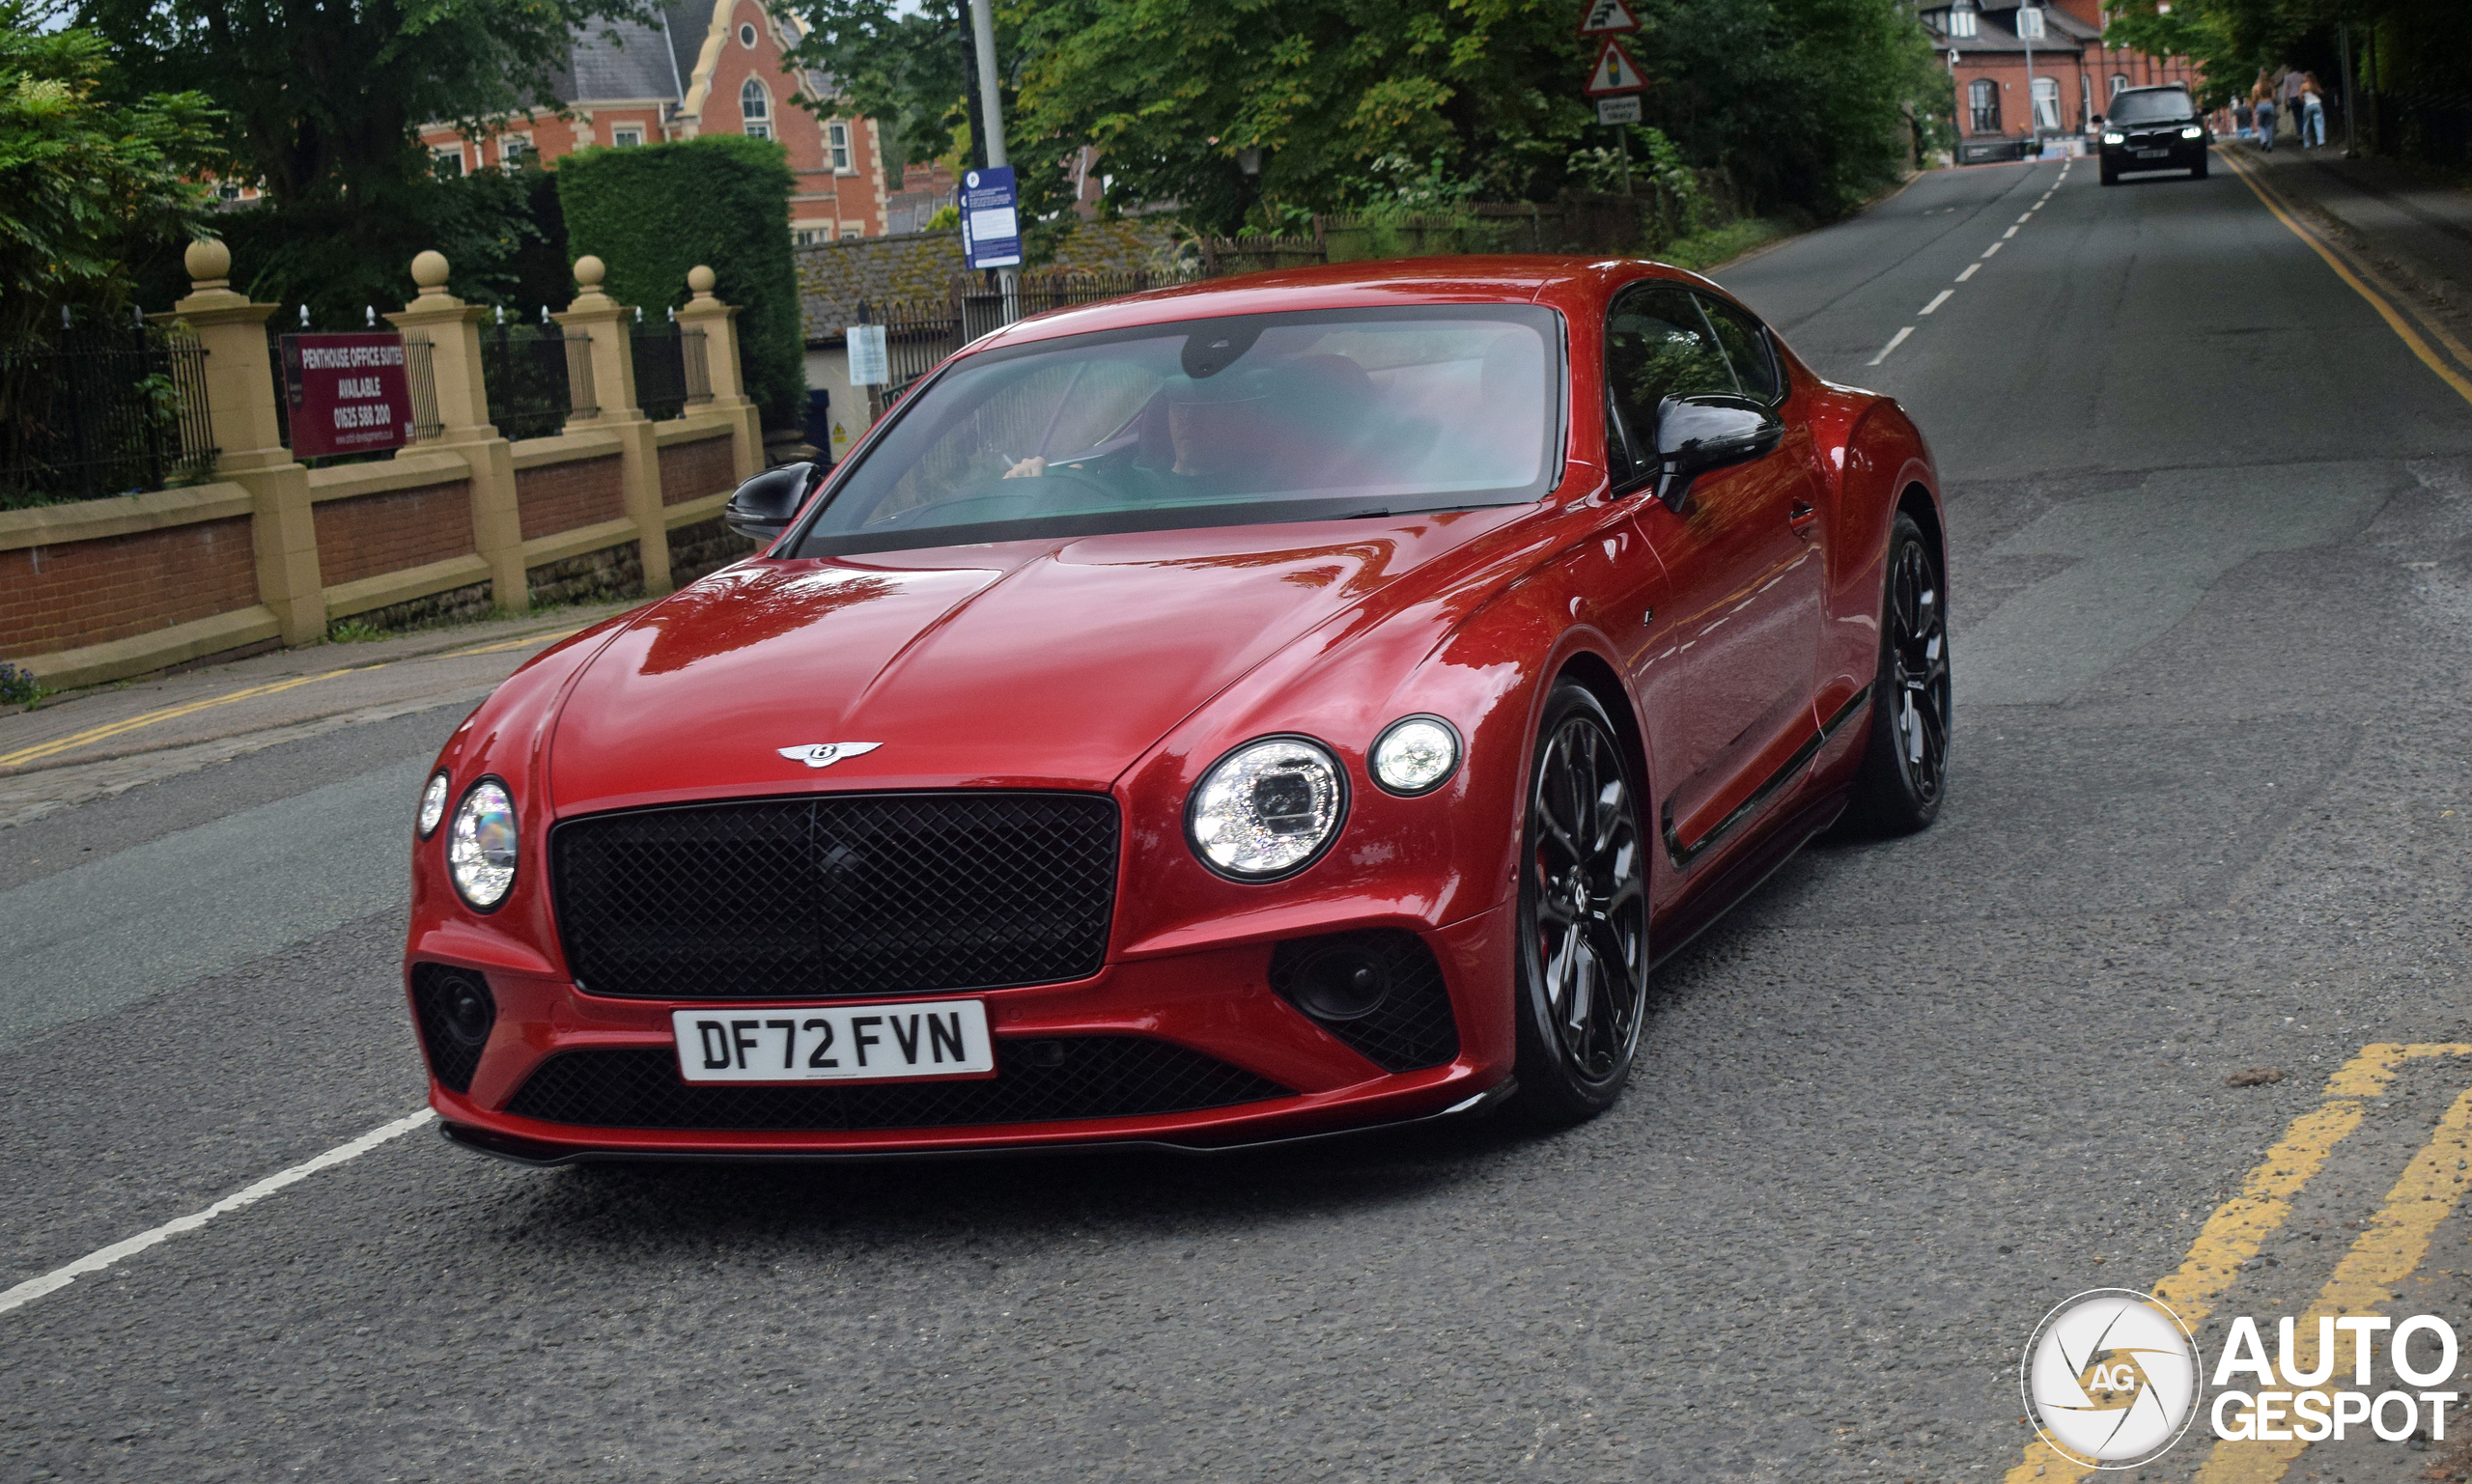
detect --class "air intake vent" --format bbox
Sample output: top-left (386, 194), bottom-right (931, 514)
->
top-left (409, 964), bottom-right (497, 1094)
top-left (503, 1037), bottom-right (1287, 1131)
top-left (1270, 929), bottom-right (1459, 1073)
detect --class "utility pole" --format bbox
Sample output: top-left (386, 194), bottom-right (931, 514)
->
top-left (967, 0), bottom-right (1016, 317)
top-left (2338, 22), bottom-right (2358, 157)
top-left (2019, 0), bottom-right (2038, 159)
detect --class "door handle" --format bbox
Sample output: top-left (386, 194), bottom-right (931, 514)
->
top-left (1787, 501), bottom-right (1818, 538)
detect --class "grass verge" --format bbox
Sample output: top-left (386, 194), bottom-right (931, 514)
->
top-left (1656, 215), bottom-right (1804, 272)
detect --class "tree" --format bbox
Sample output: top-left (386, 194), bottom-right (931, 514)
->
top-left (781, 0), bottom-right (976, 187)
top-left (76, 0), bottom-right (652, 317)
top-left (0, 1), bottom-right (216, 346)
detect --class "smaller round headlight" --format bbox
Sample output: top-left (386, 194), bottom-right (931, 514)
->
top-left (1371, 716), bottom-right (1460, 796)
top-left (447, 778), bottom-right (519, 910)
top-left (2103, 131), bottom-right (2125, 145)
top-left (416, 770), bottom-right (450, 838)
top-left (1189, 738), bottom-right (1346, 880)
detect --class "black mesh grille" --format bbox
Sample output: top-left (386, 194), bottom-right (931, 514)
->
top-left (550, 792), bottom-right (1119, 999)
top-left (1270, 930), bottom-right (1460, 1073)
top-left (409, 964), bottom-right (495, 1094)
top-left (502, 1037), bottom-right (1288, 1131)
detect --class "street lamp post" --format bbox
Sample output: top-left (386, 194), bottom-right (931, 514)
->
top-left (967, 0), bottom-right (1017, 314)
top-left (2018, 0), bottom-right (2044, 158)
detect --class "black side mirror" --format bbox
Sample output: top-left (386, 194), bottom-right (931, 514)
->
top-left (1652, 395), bottom-right (1784, 509)
top-left (723, 461), bottom-right (819, 543)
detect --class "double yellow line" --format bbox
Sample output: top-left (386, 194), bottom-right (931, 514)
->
top-left (2217, 146), bottom-right (2472, 411)
top-left (0, 624), bottom-right (586, 772)
top-left (2003, 1044), bottom-right (2472, 1484)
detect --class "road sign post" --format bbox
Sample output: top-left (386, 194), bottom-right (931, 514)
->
top-left (1581, 19), bottom-right (1648, 197)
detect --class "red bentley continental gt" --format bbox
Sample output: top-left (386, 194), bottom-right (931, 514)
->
top-left (405, 258), bottom-right (1949, 1163)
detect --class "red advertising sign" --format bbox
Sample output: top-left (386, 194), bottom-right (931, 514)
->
top-left (280, 333), bottom-right (412, 458)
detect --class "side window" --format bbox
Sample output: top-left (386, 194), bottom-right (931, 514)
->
top-left (1605, 282), bottom-right (1736, 476)
top-left (1698, 295), bottom-right (1782, 405)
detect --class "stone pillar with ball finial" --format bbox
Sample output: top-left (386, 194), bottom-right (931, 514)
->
top-left (168, 238), bottom-right (325, 646)
top-left (672, 265), bottom-right (763, 483)
top-left (552, 254), bottom-right (671, 592)
top-left (386, 251), bottom-right (525, 613)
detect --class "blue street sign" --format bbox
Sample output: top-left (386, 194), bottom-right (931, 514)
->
top-left (960, 166), bottom-right (1023, 270)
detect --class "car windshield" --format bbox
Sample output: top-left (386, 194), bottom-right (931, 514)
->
top-left (791, 306), bottom-right (1561, 557)
top-left (2110, 90), bottom-right (2195, 125)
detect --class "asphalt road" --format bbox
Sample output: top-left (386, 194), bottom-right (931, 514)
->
top-left (6, 158), bottom-right (2472, 1483)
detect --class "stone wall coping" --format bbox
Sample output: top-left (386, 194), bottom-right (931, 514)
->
top-left (0, 482), bottom-right (256, 554)
top-left (520, 516), bottom-right (641, 571)
top-left (305, 449), bottom-right (475, 505)
top-left (18, 604), bottom-right (283, 690)
top-left (509, 428), bottom-right (627, 471)
top-left (660, 489), bottom-right (734, 530)
top-left (323, 552), bottom-right (494, 623)
top-left (653, 416), bottom-right (741, 450)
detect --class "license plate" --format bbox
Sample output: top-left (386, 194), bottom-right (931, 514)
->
top-left (2136, 150), bottom-right (2168, 158)
top-left (672, 999), bottom-right (994, 1082)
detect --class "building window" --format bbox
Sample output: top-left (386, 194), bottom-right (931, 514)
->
top-left (431, 147), bottom-right (464, 178)
top-left (611, 126), bottom-right (643, 148)
top-left (739, 21), bottom-right (757, 47)
top-left (218, 182), bottom-right (243, 200)
top-left (2110, 73), bottom-right (2128, 98)
top-left (1969, 77), bottom-right (2001, 134)
top-left (500, 134), bottom-right (534, 167)
top-left (2032, 76), bottom-right (2060, 130)
top-left (792, 226), bottom-right (830, 246)
top-left (1949, 6), bottom-right (1977, 37)
top-left (840, 224), bottom-right (862, 239)
top-left (828, 121), bottom-right (853, 173)
top-left (741, 78), bottom-right (771, 140)
top-left (2080, 72), bottom-right (2093, 126)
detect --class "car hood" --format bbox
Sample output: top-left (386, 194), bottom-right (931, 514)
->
top-left (546, 515), bottom-right (1521, 814)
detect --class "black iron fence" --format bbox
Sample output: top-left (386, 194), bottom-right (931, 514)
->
top-left (630, 320), bottom-right (712, 421)
top-left (484, 320), bottom-right (595, 440)
top-left (1, 315), bottom-right (216, 507)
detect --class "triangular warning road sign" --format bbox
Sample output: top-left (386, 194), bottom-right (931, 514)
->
top-left (1578, 0), bottom-right (1641, 35)
top-left (1584, 36), bottom-right (1648, 96)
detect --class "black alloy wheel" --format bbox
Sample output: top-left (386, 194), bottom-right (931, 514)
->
top-left (1511, 682), bottom-right (1648, 1128)
top-left (1848, 511), bottom-right (1951, 834)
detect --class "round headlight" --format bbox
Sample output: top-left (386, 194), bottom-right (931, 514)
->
top-left (2103, 131), bottom-right (2125, 144)
top-left (2180, 125), bottom-right (2205, 139)
top-left (1188, 737), bottom-right (1346, 880)
top-left (447, 778), bottom-right (519, 910)
top-left (415, 770), bottom-right (450, 838)
top-left (1371, 715), bottom-right (1460, 796)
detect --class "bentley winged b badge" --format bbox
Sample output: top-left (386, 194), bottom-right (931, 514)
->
top-left (776, 742), bottom-right (883, 769)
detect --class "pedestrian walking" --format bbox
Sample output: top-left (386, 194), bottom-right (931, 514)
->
top-left (2279, 68), bottom-right (2305, 142)
top-left (2234, 98), bottom-right (2255, 140)
top-left (2301, 72), bottom-right (2327, 149)
top-left (2252, 87), bottom-right (2277, 152)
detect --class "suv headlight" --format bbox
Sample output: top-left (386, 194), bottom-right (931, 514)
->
top-left (2102, 131), bottom-right (2125, 145)
top-left (1188, 737), bottom-right (1346, 880)
top-left (447, 778), bottom-right (519, 910)
top-left (2180, 125), bottom-right (2205, 139)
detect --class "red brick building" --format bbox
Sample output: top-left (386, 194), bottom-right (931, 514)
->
top-left (418, 0), bottom-right (895, 241)
top-left (1924, 0), bottom-right (2203, 153)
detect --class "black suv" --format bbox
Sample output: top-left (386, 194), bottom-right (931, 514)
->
top-left (2098, 85), bottom-right (2210, 184)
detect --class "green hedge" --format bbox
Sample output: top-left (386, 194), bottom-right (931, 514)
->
top-left (555, 135), bottom-right (803, 427)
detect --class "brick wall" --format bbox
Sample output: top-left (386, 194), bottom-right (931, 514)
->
top-left (660, 434), bottom-right (738, 506)
top-left (516, 455), bottom-right (626, 542)
top-left (0, 517), bottom-right (260, 657)
top-left (314, 481), bottom-right (475, 588)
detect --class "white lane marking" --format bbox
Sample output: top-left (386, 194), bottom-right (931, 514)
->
top-left (1867, 326), bottom-right (1916, 366)
top-left (2017, 212), bottom-right (2034, 223)
top-left (1980, 240), bottom-right (2004, 258)
top-left (1921, 290), bottom-right (1955, 315)
top-left (2003, 224), bottom-right (2020, 238)
top-left (1957, 263), bottom-right (1982, 282)
top-left (0, 1108), bottom-right (435, 1318)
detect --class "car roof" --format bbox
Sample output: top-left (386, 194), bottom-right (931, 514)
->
top-left (966, 255), bottom-right (1709, 352)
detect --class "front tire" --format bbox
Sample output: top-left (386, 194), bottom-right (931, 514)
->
top-left (2100, 160), bottom-right (2119, 186)
top-left (1846, 511), bottom-right (1952, 835)
top-left (1510, 683), bottom-right (1648, 1129)
top-left (2192, 154), bottom-right (2209, 179)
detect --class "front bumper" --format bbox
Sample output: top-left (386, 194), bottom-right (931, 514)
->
top-left (2104, 140), bottom-right (2205, 171)
top-left (410, 905), bottom-right (1516, 1162)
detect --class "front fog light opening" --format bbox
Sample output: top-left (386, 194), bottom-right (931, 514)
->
top-left (416, 770), bottom-right (450, 837)
top-left (447, 777), bottom-right (520, 910)
top-left (409, 965), bottom-right (497, 1094)
top-left (1187, 736), bottom-right (1347, 881)
top-left (1371, 715), bottom-right (1460, 796)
